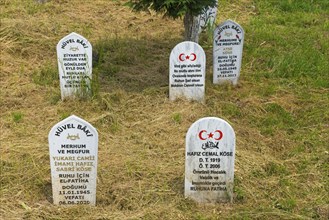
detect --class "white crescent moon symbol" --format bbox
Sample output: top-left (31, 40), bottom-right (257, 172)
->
top-left (198, 130), bottom-right (207, 140)
top-left (214, 130), bottom-right (223, 140)
top-left (190, 53), bottom-right (197, 61)
top-left (179, 53), bottom-right (185, 62)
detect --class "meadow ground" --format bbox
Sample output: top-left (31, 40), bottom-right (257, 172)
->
top-left (1, 0), bottom-right (328, 219)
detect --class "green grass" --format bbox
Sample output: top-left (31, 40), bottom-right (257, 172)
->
top-left (1, 0), bottom-right (328, 219)
top-left (12, 112), bottom-right (23, 123)
top-left (243, 0), bottom-right (329, 89)
top-left (32, 64), bottom-right (58, 86)
top-left (172, 112), bottom-right (182, 124)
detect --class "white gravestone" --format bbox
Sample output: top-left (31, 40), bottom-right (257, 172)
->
top-left (169, 41), bottom-right (206, 102)
top-left (57, 32), bottom-right (92, 99)
top-left (198, 0), bottom-right (218, 33)
top-left (49, 115), bottom-right (98, 205)
top-left (185, 117), bottom-right (236, 203)
top-left (213, 20), bottom-right (244, 85)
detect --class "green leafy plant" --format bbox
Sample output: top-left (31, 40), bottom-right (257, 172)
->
top-left (172, 112), bottom-right (182, 124)
top-left (126, 0), bottom-right (217, 42)
top-left (12, 112), bottom-right (23, 123)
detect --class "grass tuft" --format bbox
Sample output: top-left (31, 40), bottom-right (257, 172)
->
top-left (11, 112), bottom-right (23, 123)
top-left (1, 0), bottom-right (328, 219)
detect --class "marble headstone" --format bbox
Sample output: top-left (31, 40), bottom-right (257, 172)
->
top-left (49, 115), bottom-right (98, 205)
top-left (169, 41), bottom-right (206, 102)
top-left (198, 0), bottom-right (218, 33)
top-left (57, 32), bottom-right (92, 99)
top-left (185, 117), bottom-right (236, 203)
top-left (213, 20), bottom-right (244, 85)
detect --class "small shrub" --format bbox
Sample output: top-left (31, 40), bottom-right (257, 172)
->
top-left (172, 113), bottom-right (182, 124)
top-left (12, 112), bottom-right (23, 123)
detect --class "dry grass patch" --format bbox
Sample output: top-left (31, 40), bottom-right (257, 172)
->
top-left (1, 0), bottom-right (328, 219)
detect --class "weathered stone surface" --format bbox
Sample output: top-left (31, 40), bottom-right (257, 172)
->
top-left (198, 1), bottom-right (218, 33)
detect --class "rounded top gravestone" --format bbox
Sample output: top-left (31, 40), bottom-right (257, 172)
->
top-left (185, 117), bottom-right (236, 203)
top-left (169, 41), bottom-right (206, 103)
